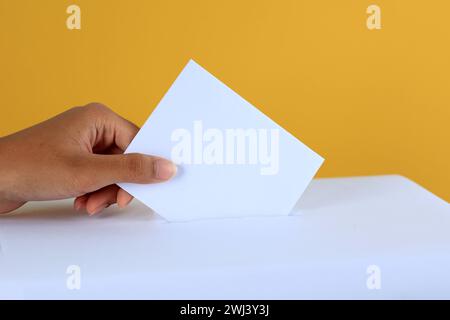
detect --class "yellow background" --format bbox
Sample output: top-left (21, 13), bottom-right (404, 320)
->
top-left (0, 0), bottom-right (449, 200)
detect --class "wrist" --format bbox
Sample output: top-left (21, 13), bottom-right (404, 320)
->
top-left (0, 136), bottom-right (6, 200)
top-left (0, 137), bottom-right (25, 214)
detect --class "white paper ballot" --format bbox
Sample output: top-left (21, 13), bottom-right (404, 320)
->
top-left (119, 60), bottom-right (324, 221)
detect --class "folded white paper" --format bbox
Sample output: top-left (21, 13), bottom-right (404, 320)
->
top-left (119, 60), bottom-right (324, 221)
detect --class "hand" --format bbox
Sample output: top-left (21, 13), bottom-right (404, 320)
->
top-left (0, 103), bottom-right (176, 215)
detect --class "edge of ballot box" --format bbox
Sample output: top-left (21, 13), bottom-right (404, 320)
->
top-left (0, 174), bottom-right (449, 299)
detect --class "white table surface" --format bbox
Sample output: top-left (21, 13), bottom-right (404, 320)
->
top-left (0, 175), bottom-right (448, 299)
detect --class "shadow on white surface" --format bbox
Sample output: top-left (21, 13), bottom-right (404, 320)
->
top-left (0, 175), bottom-right (449, 299)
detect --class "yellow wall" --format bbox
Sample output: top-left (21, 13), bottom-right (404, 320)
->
top-left (0, 0), bottom-right (449, 201)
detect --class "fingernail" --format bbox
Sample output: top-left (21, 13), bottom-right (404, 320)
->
top-left (89, 204), bottom-right (106, 216)
top-left (154, 159), bottom-right (177, 180)
top-left (75, 198), bottom-right (87, 212)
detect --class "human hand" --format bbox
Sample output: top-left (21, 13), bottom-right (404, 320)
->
top-left (0, 103), bottom-right (176, 215)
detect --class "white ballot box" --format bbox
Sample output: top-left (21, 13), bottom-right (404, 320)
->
top-left (0, 175), bottom-right (449, 299)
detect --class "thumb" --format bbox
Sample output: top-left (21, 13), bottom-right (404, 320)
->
top-left (84, 153), bottom-right (177, 190)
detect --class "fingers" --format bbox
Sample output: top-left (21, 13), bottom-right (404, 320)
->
top-left (74, 194), bottom-right (88, 211)
top-left (0, 200), bottom-right (26, 214)
top-left (83, 103), bottom-right (140, 152)
top-left (85, 185), bottom-right (119, 215)
top-left (73, 187), bottom-right (134, 216)
top-left (117, 188), bottom-right (133, 208)
top-left (75, 185), bottom-right (119, 215)
top-left (112, 116), bottom-right (140, 151)
top-left (83, 153), bottom-right (177, 192)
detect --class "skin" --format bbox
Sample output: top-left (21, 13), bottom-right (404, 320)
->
top-left (0, 103), bottom-right (177, 215)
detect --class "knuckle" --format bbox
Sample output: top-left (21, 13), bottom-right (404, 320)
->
top-left (83, 102), bottom-right (111, 116)
top-left (64, 106), bottom-right (85, 119)
top-left (78, 103), bottom-right (113, 126)
top-left (68, 106), bottom-right (83, 113)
